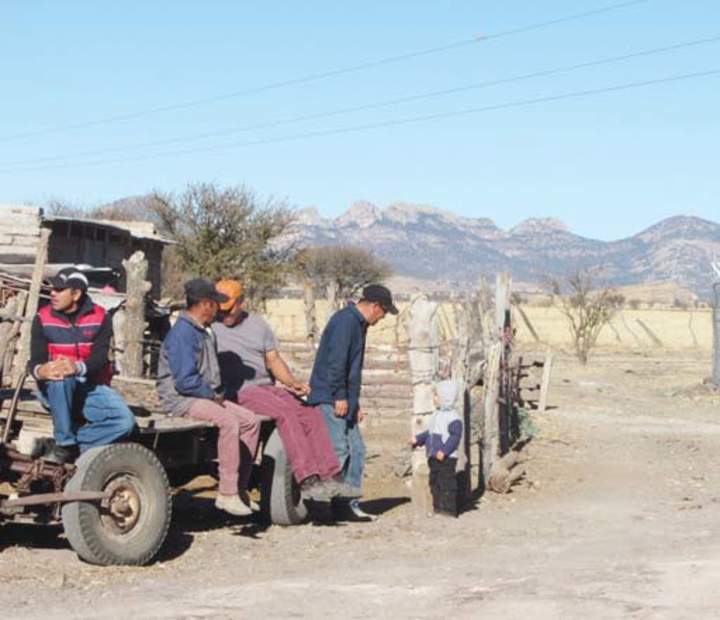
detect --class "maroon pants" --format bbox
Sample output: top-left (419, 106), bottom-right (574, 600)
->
top-left (187, 399), bottom-right (259, 495)
top-left (237, 385), bottom-right (340, 483)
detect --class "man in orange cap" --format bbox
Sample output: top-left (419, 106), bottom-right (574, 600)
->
top-left (213, 279), bottom-right (349, 501)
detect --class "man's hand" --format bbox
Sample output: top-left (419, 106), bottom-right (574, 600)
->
top-left (436, 450), bottom-right (445, 462)
top-left (37, 357), bottom-right (76, 381)
top-left (36, 361), bottom-right (64, 381)
top-left (54, 357), bottom-right (77, 378)
top-left (357, 408), bottom-right (365, 423)
top-left (212, 393), bottom-right (226, 407)
top-left (286, 381), bottom-right (310, 397)
top-left (334, 399), bottom-right (349, 417)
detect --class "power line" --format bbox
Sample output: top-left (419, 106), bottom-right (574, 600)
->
top-left (0, 0), bottom-right (651, 143)
top-left (1, 67), bottom-right (716, 175)
top-left (3, 33), bottom-right (717, 169)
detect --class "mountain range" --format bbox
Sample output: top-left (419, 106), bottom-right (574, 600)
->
top-left (290, 202), bottom-right (720, 297)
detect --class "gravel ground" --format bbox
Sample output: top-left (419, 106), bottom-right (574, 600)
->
top-left (2, 349), bottom-right (720, 619)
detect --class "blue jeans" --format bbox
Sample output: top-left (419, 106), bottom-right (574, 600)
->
top-left (39, 378), bottom-right (136, 452)
top-left (319, 403), bottom-right (366, 490)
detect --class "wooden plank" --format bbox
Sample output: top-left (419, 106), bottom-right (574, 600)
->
top-left (0, 249), bottom-right (41, 264)
top-left (516, 304), bottom-right (541, 343)
top-left (406, 294), bottom-right (438, 516)
top-left (538, 350), bottom-right (553, 414)
top-left (1, 292), bottom-right (27, 384)
top-left (120, 251), bottom-right (151, 377)
top-left (13, 227), bottom-right (50, 383)
top-left (635, 318), bottom-right (663, 347)
top-left (302, 280), bottom-right (317, 347)
top-left (714, 283), bottom-right (720, 389)
top-left (482, 342), bottom-right (502, 484)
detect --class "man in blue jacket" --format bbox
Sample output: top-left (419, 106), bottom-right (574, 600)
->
top-left (157, 278), bottom-right (259, 517)
top-left (307, 284), bottom-right (398, 518)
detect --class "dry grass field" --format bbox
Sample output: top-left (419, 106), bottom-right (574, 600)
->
top-left (265, 298), bottom-right (713, 353)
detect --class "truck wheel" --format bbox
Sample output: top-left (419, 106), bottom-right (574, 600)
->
top-left (61, 443), bottom-right (171, 566)
top-left (260, 429), bottom-right (307, 526)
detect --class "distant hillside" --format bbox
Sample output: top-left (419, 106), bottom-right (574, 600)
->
top-left (288, 202), bottom-right (720, 297)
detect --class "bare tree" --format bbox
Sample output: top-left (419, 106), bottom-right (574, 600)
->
top-left (149, 183), bottom-right (299, 306)
top-left (549, 271), bottom-right (624, 365)
top-left (296, 245), bottom-right (392, 306)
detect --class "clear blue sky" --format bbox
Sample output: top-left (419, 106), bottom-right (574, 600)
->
top-left (1, 1), bottom-right (718, 240)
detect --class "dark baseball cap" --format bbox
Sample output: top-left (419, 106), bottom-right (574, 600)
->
top-left (361, 284), bottom-right (398, 315)
top-left (48, 267), bottom-right (89, 292)
top-left (184, 278), bottom-right (229, 304)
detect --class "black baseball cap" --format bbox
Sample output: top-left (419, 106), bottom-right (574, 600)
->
top-left (361, 284), bottom-right (398, 314)
top-left (48, 267), bottom-right (89, 292)
top-left (184, 278), bottom-right (230, 304)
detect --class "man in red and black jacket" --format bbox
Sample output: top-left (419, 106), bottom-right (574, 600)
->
top-left (28, 267), bottom-right (135, 463)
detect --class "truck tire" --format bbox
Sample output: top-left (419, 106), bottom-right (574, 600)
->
top-left (61, 443), bottom-right (171, 566)
top-left (260, 428), bottom-right (307, 526)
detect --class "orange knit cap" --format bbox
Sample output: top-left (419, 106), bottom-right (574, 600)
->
top-left (216, 279), bottom-right (244, 311)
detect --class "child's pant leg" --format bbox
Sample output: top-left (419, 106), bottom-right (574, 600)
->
top-left (429, 457), bottom-right (459, 516)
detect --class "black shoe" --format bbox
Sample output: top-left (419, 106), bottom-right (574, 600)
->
top-left (333, 498), bottom-right (377, 522)
top-left (42, 444), bottom-right (79, 465)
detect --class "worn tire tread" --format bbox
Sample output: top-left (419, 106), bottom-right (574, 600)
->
top-left (62, 443), bottom-right (171, 566)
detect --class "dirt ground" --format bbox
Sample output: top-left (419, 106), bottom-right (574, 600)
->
top-left (2, 348), bottom-right (720, 619)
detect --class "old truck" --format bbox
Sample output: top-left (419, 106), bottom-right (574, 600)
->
top-left (0, 373), bottom-right (308, 566)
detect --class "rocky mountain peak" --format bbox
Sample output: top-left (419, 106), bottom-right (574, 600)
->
top-left (335, 201), bottom-right (381, 228)
top-left (509, 217), bottom-right (569, 236)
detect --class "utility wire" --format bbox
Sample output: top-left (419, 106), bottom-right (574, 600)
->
top-left (0, 0), bottom-right (650, 143)
top-left (3, 33), bottom-right (716, 169)
top-left (1, 66), bottom-right (716, 175)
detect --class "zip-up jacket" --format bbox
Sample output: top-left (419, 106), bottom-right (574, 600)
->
top-left (307, 303), bottom-right (367, 419)
top-left (28, 295), bottom-right (113, 384)
top-left (156, 312), bottom-right (223, 417)
top-left (414, 380), bottom-right (463, 459)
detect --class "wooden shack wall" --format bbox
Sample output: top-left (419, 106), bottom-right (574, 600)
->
top-left (0, 206), bottom-right (43, 264)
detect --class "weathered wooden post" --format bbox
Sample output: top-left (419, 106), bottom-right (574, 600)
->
top-left (326, 281), bottom-right (339, 314)
top-left (12, 227), bottom-right (51, 384)
top-left (120, 251), bottom-right (151, 378)
top-left (450, 295), bottom-right (472, 500)
top-left (302, 280), bottom-right (317, 348)
top-left (713, 282), bottom-right (720, 389)
top-left (0, 294), bottom-right (26, 384)
top-left (538, 349), bottom-right (553, 414)
top-left (482, 272), bottom-right (511, 485)
top-left (406, 294), bottom-right (439, 515)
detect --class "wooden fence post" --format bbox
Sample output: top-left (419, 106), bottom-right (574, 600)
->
top-left (635, 318), bottom-right (663, 348)
top-left (120, 251), bottom-right (151, 378)
top-left (538, 349), bottom-right (553, 413)
top-left (482, 343), bottom-right (502, 484)
top-left (406, 294), bottom-right (438, 516)
top-left (0, 294), bottom-right (27, 385)
top-left (12, 227), bottom-right (50, 384)
top-left (713, 283), bottom-right (720, 389)
top-left (326, 281), bottom-right (339, 314)
top-left (451, 298), bottom-right (470, 498)
top-left (481, 273), bottom-right (511, 485)
top-left (303, 280), bottom-right (317, 348)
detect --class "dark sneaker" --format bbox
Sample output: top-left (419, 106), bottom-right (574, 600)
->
top-left (347, 499), bottom-right (377, 522)
top-left (42, 444), bottom-right (79, 465)
top-left (332, 498), bottom-right (377, 522)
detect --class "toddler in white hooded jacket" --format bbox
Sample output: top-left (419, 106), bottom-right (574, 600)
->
top-left (413, 380), bottom-right (462, 517)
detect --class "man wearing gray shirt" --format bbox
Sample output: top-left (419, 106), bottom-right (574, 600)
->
top-left (213, 279), bottom-right (347, 500)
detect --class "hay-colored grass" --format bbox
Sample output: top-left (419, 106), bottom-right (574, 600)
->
top-left (265, 298), bottom-right (713, 352)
